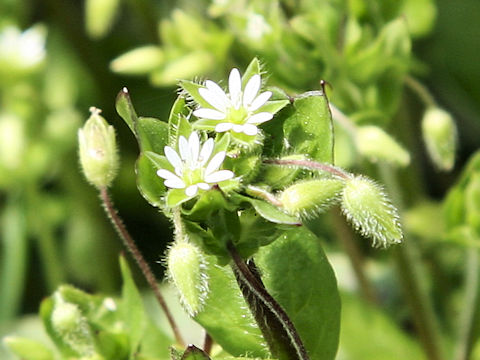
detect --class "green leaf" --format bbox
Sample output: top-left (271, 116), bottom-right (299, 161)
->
top-left (136, 116), bottom-right (169, 153)
top-left (255, 227), bottom-right (341, 360)
top-left (145, 151), bottom-right (172, 171)
top-left (239, 194), bottom-right (301, 225)
top-left (115, 88), bottom-right (138, 134)
top-left (264, 91), bottom-right (334, 164)
top-left (3, 336), bottom-right (54, 360)
top-left (193, 256), bottom-right (269, 358)
top-left (166, 188), bottom-right (191, 207)
top-left (136, 153), bottom-right (165, 208)
top-left (120, 256), bottom-right (146, 357)
top-left (339, 293), bottom-right (424, 360)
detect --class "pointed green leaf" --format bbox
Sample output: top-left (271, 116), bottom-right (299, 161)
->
top-left (145, 151), bottom-right (172, 171)
top-left (137, 116), bottom-right (169, 153)
top-left (255, 227), bottom-right (341, 360)
top-left (193, 257), bottom-right (269, 358)
top-left (115, 88), bottom-right (138, 134)
top-left (120, 255), bottom-right (146, 357)
top-left (136, 153), bottom-right (165, 208)
top-left (166, 188), bottom-right (191, 207)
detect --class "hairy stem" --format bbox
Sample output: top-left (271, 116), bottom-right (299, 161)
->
top-left (99, 187), bottom-right (185, 346)
top-left (263, 158), bottom-right (351, 179)
top-left (245, 185), bottom-right (283, 207)
top-left (228, 242), bottom-right (310, 360)
top-left (404, 76), bottom-right (437, 108)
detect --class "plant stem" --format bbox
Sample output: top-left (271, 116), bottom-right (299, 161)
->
top-left (378, 164), bottom-right (445, 360)
top-left (263, 158), bottom-right (351, 179)
top-left (99, 187), bottom-right (185, 346)
top-left (227, 241), bottom-right (310, 360)
top-left (245, 185), bottom-right (283, 207)
top-left (331, 209), bottom-right (378, 304)
top-left (404, 76), bottom-right (437, 108)
top-left (454, 249), bottom-right (480, 360)
top-left (203, 332), bottom-right (213, 356)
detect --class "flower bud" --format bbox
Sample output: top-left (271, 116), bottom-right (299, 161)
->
top-left (280, 178), bottom-right (345, 217)
top-left (167, 241), bottom-right (209, 316)
top-left (422, 107), bottom-right (457, 171)
top-left (110, 46), bottom-right (164, 75)
top-left (78, 107), bottom-right (119, 188)
top-left (356, 126), bottom-right (410, 167)
top-left (85, 0), bottom-right (121, 39)
top-left (51, 294), bottom-right (95, 356)
top-left (341, 176), bottom-right (403, 247)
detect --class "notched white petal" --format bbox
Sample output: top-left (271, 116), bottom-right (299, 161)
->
top-left (193, 108), bottom-right (226, 120)
top-left (157, 169), bottom-right (179, 181)
top-left (232, 124), bottom-right (244, 133)
top-left (185, 184), bottom-right (199, 197)
top-left (247, 112), bottom-right (273, 124)
top-left (197, 182), bottom-right (211, 190)
top-left (215, 122), bottom-right (233, 132)
top-left (199, 138), bottom-right (214, 164)
top-left (229, 68), bottom-right (242, 106)
top-left (243, 124), bottom-right (258, 136)
top-left (188, 132), bottom-right (200, 164)
top-left (199, 87), bottom-right (227, 112)
top-left (164, 146), bottom-right (182, 169)
top-left (243, 74), bottom-right (261, 107)
top-left (205, 80), bottom-right (229, 105)
top-left (205, 170), bottom-right (234, 183)
top-left (178, 136), bottom-right (189, 161)
top-left (249, 91), bottom-right (272, 111)
top-left (165, 178), bottom-right (186, 189)
top-left (205, 151), bottom-right (226, 175)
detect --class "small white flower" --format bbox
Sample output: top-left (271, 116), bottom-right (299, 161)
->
top-left (193, 68), bottom-right (273, 136)
top-left (157, 132), bottom-right (234, 197)
top-left (0, 25), bottom-right (46, 69)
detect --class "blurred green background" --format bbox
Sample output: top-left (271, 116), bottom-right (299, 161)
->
top-left (1, 0), bottom-right (480, 358)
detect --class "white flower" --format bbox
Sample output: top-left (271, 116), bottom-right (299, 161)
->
top-left (157, 132), bottom-right (234, 197)
top-left (0, 25), bottom-right (46, 69)
top-left (193, 68), bottom-right (273, 136)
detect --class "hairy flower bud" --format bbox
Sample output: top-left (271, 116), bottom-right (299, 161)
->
top-left (167, 241), bottom-right (209, 316)
top-left (356, 126), bottom-right (410, 167)
top-left (280, 178), bottom-right (345, 217)
top-left (51, 294), bottom-right (95, 356)
top-left (341, 176), bottom-right (403, 247)
top-left (78, 107), bottom-right (119, 188)
top-left (422, 107), bottom-right (457, 171)
top-left (110, 46), bottom-right (164, 75)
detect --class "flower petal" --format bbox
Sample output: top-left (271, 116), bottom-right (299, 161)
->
top-left (157, 169), bottom-right (179, 181)
top-left (199, 87), bottom-right (227, 112)
top-left (249, 91), bottom-right (272, 111)
top-left (193, 108), bottom-right (226, 120)
top-left (197, 182), bottom-right (211, 190)
top-left (164, 146), bottom-right (182, 170)
top-left (232, 124), bottom-right (244, 133)
top-left (188, 132), bottom-right (200, 164)
top-left (215, 122), bottom-right (233, 133)
top-left (243, 124), bottom-right (258, 136)
top-left (246, 112), bottom-right (273, 124)
top-left (243, 74), bottom-right (261, 107)
top-left (185, 184), bottom-right (198, 197)
top-left (205, 80), bottom-right (230, 107)
top-left (229, 68), bottom-right (242, 108)
top-left (205, 151), bottom-right (226, 175)
top-left (178, 136), bottom-right (189, 161)
top-left (205, 170), bottom-right (234, 183)
top-left (199, 138), bottom-right (214, 164)
top-left (164, 177), bottom-right (186, 189)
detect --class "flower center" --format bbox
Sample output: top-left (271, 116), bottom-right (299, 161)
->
top-left (182, 167), bottom-right (205, 186)
top-left (226, 106), bottom-right (248, 125)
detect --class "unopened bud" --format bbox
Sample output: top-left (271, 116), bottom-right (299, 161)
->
top-left (51, 294), bottom-right (95, 356)
top-left (85, 0), bottom-right (121, 39)
top-left (110, 46), bottom-right (164, 75)
top-left (280, 178), bottom-right (345, 217)
top-left (341, 176), bottom-right (403, 247)
top-left (356, 126), bottom-right (410, 167)
top-left (78, 107), bottom-right (119, 188)
top-left (167, 242), bottom-right (209, 316)
top-left (422, 107), bottom-right (456, 171)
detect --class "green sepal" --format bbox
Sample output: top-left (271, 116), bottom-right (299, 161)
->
top-left (168, 96), bottom-right (192, 145)
top-left (136, 153), bottom-right (166, 208)
top-left (180, 80), bottom-right (212, 109)
top-left (181, 345), bottom-right (211, 360)
top-left (192, 118), bottom-right (218, 131)
top-left (242, 57), bottom-right (262, 87)
top-left (257, 100), bottom-right (290, 115)
top-left (181, 188), bottom-right (229, 221)
top-left (145, 151), bottom-right (173, 172)
top-left (171, 115), bottom-right (193, 149)
top-left (166, 188), bottom-right (192, 208)
top-left (115, 88), bottom-right (137, 134)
